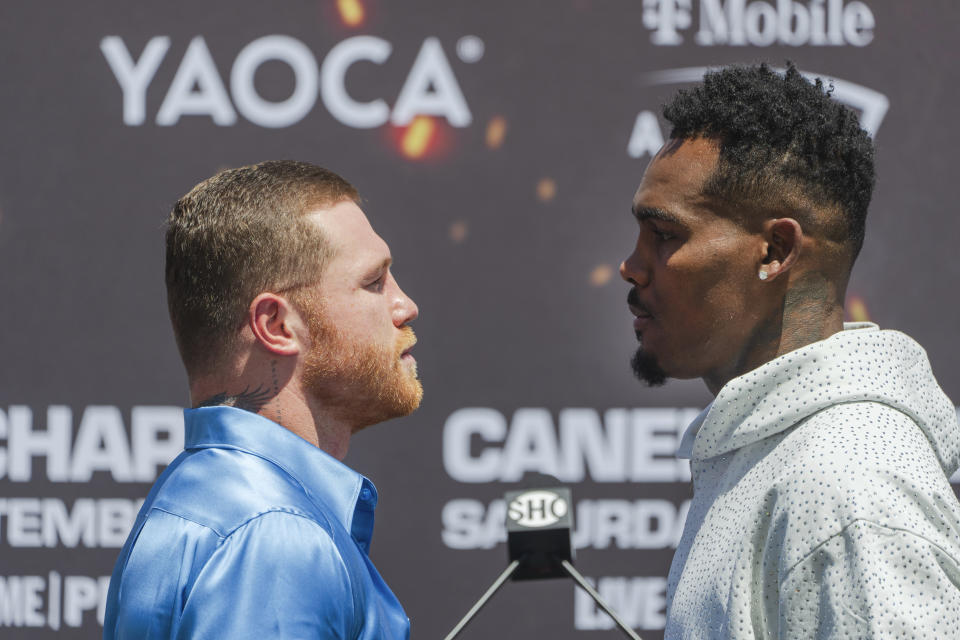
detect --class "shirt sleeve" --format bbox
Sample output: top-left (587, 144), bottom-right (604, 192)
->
top-left (176, 510), bottom-right (357, 639)
top-left (778, 519), bottom-right (960, 638)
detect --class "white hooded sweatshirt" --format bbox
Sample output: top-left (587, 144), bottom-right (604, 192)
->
top-left (666, 323), bottom-right (960, 639)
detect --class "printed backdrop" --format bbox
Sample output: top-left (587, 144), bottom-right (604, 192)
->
top-left (1, 1), bottom-right (958, 637)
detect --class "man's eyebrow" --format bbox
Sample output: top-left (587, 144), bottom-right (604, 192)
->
top-left (364, 256), bottom-right (392, 277)
top-left (631, 205), bottom-right (684, 225)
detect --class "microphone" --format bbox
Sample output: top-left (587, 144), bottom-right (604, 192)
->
top-left (444, 485), bottom-right (643, 640)
top-left (505, 487), bottom-right (573, 580)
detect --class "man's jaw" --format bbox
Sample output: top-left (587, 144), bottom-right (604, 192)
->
top-left (631, 346), bottom-right (668, 387)
top-left (626, 288), bottom-right (668, 385)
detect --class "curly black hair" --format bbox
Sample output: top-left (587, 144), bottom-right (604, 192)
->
top-left (663, 62), bottom-right (875, 262)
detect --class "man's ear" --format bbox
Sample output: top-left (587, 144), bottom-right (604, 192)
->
top-left (248, 293), bottom-right (304, 357)
top-left (759, 218), bottom-right (803, 281)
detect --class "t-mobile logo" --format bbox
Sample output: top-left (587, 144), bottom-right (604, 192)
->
top-left (642, 0), bottom-right (693, 46)
top-left (641, 0), bottom-right (875, 47)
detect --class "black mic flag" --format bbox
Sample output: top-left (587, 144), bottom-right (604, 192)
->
top-left (505, 487), bottom-right (573, 580)
top-left (444, 486), bottom-right (643, 640)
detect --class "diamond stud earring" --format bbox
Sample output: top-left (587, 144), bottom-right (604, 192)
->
top-left (758, 269), bottom-right (769, 281)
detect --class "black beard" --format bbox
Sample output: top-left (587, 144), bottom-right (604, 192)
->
top-left (631, 346), bottom-right (667, 387)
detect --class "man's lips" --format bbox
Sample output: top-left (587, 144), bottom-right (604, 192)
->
top-left (627, 290), bottom-right (654, 333)
top-left (626, 289), bottom-right (653, 318)
top-left (629, 304), bottom-right (653, 319)
top-left (632, 314), bottom-right (653, 332)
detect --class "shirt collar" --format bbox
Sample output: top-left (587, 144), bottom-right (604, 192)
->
top-left (182, 406), bottom-right (379, 553)
top-left (676, 402), bottom-right (713, 460)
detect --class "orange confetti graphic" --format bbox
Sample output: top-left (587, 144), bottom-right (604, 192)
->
top-left (400, 116), bottom-right (436, 159)
top-left (449, 220), bottom-right (468, 244)
top-left (846, 295), bottom-right (871, 322)
top-left (385, 115), bottom-right (452, 161)
top-left (485, 116), bottom-right (507, 149)
top-left (336, 0), bottom-right (366, 27)
top-left (537, 178), bottom-right (557, 202)
top-left (589, 264), bottom-right (615, 287)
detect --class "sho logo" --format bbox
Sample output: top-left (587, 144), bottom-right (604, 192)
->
top-left (642, 0), bottom-right (875, 47)
top-left (507, 490), bottom-right (569, 528)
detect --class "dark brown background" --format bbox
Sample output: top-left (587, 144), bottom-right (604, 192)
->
top-left (1, 1), bottom-right (958, 637)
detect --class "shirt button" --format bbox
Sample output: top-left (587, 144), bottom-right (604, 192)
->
top-left (360, 487), bottom-right (372, 502)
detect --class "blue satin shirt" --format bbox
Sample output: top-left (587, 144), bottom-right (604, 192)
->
top-left (104, 406), bottom-right (410, 639)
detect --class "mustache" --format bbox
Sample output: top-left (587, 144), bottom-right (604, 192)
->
top-left (396, 326), bottom-right (417, 354)
top-left (626, 288), bottom-right (653, 317)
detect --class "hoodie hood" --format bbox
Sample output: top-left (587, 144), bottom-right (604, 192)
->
top-left (690, 322), bottom-right (960, 476)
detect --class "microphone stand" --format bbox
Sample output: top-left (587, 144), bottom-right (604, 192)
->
top-left (560, 559), bottom-right (642, 640)
top-left (443, 559), bottom-right (520, 640)
top-left (443, 556), bottom-right (643, 640)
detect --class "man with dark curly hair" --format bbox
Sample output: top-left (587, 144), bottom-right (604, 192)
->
top-left (620, 63), bottom-right (960, 637)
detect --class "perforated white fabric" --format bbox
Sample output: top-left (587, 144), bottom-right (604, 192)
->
top-left (666, 323), bottom-right (960, 639)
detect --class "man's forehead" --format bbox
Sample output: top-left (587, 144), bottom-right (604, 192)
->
top-left (308, 201), bottom-right (376, 243)
top-left (646, 137), bottom-right (719, 183)
top-left (633, 137), bottom-right (722, 219)
top-left (307, 201), bottom-right (391, 267)
top-left (307, 199), bottom-right (366, 230)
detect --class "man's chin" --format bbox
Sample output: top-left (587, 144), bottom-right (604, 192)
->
top-left (631, 348), bottom-right (668, 387)
top-left (376, 370), bottom-right (424, 419)
top-left (304, 351), bottom-right (423, 428)
top-left (395, 377), bottom-right (424, 416)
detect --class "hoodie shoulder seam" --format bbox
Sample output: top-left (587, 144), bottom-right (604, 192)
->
top-left (781, 518), bottom-right (960, 582)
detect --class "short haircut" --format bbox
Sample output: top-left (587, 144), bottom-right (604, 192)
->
top-left (663, 62), bottom-right (875, 262)
top-left (165, 160), bottom-right (359, 376)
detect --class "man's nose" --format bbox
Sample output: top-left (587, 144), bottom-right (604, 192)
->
top-left (393, 286), bottom-right (419, 327)
top-left (619, 249), bottom-right (650, 288)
